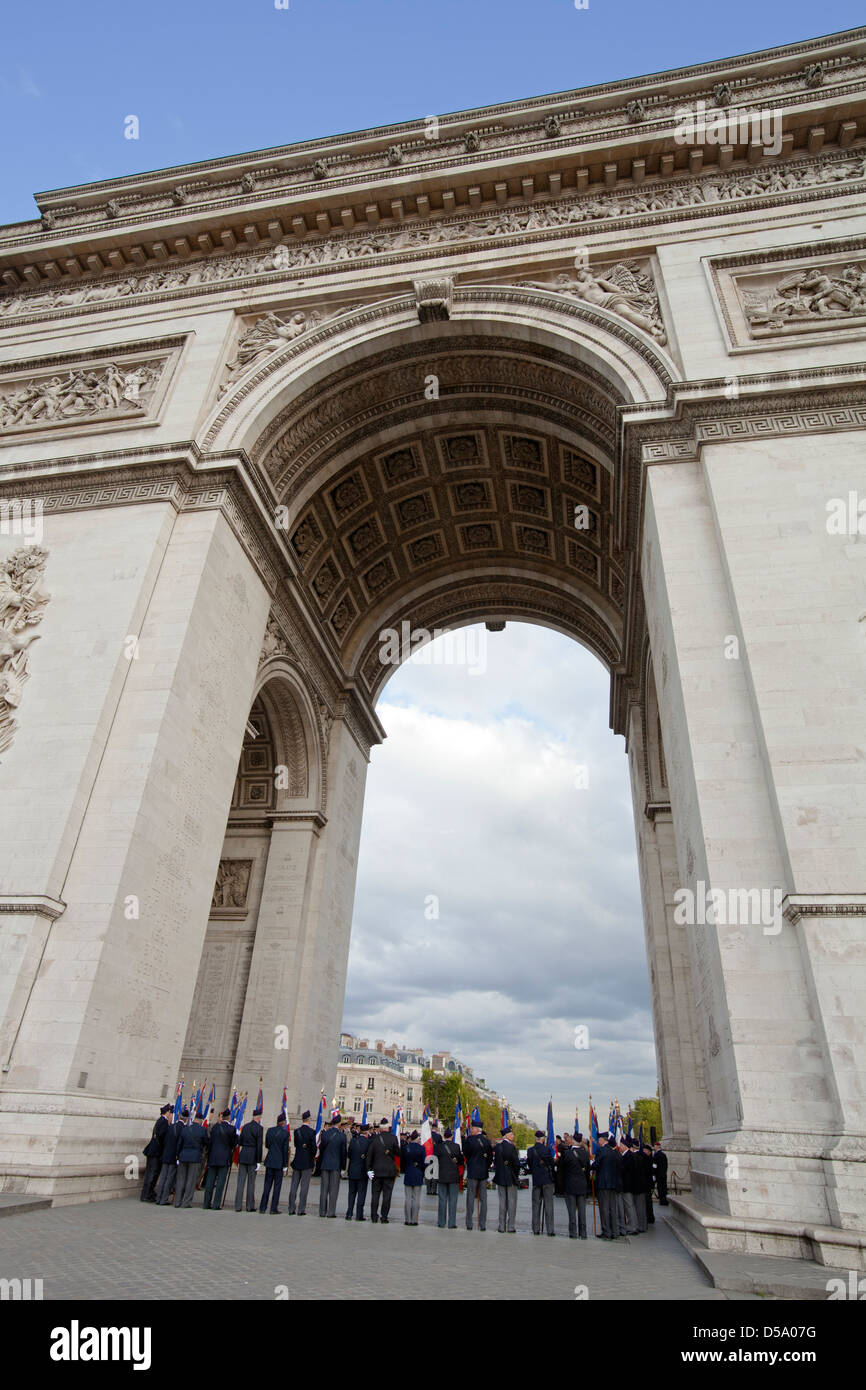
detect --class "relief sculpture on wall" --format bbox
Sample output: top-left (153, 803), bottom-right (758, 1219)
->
top-left (0, 545), bottom-right (50, 758)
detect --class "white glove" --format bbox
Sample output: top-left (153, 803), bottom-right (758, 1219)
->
top-left (367, 1170), bottom-right (374, 1180)
top-left (255, 1164), bottom-right (260, 1173)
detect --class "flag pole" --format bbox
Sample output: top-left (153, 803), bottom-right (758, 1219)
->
top-left (589, 1093), bottom-right (597, 1237)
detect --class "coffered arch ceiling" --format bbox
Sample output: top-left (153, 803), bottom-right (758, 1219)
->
top-left (250, 326), bottom-right (655, 699)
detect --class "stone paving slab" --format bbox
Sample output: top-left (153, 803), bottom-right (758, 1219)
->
top-left (0, 1184), bottom-right (740, 1301)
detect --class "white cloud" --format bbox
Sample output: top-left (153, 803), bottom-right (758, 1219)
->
top-left (344, 622), bottom-right (659, 1133)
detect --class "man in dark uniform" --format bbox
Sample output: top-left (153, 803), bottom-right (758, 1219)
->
top-left (559, 1131), bottom-right (590, 1238)
top-left (592, 1133), bottom-right (622, 1239)
top-left (527, 1129), bottom-right (556, 1236)
top-left (175, 1109), bottom-right (209, 1209)
top-left (400, 1130), bottom-right (426, 1225)
top-left (653, 1140), bottom-right (669, 1205)
top-left (259, 1113), bottom-right (289, 1214)
top-left (155, 1108), bottom-right (183, 1206)
top-left (346, 1122), bottom-right (371, 1220)
top-left (366, 1117), bottom-right (399, 1224)
top-left (493, 1124), bottom-right (520, 1233)
top-left (640, 1143), bottom-right (655, 1225)
top-left (140, 1103), bottom-right (172, 1202)
top-left (425, 1117), bottom-right (440, 1195)
top-left (288, 1109), bottom-right (317, 1215)
top-left (620, 1137), bottom-right (640, 1234)
top-left (203, 1108), bottom-right (235, 1210)
top-left (318, 1112), bottom-right (347, 1217)
top-left (234, 1105), bottom-right (263, 1211)
top-left (433, 1126), bottom-right (462, 1229)
top-left (463, 1119), bottom-right (493, 1232)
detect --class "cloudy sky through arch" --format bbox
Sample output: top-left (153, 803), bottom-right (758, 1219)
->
top-left (343, 621), bottom-right (658, 1134)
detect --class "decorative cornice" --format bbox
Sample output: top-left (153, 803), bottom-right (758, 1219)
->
top-left (0, 894), bottom-right (66, 919)
top-left (1, 148), bottom-right (864, 329)
top-left (783, 893), bottom-right (866, 923)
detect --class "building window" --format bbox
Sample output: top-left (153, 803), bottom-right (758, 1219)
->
top-left (339, 1077), bottom-right (346, 1088)
top-left (342, 1056), bottom-right (351, 1064)
top-left (367, 1078), bottom-right (375, 1089)
top-left (407, 1088), bottom-right (413, 1101)
top-left (353, 1099), bottom-right (361, 1112)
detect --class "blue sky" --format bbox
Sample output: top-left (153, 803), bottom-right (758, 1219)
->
top-left (1, 2), bottom-right (862, 222)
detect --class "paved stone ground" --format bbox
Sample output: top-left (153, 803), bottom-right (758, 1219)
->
top-left (0, 1182), bottom-right (738, 1301)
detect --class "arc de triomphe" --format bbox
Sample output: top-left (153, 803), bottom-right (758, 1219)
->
top-left (0, 29), bottom-right (864, 1269)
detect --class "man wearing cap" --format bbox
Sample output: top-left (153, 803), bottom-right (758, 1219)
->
top-left (203, 1108), bottom-right (236, 1210)
top-left (592, 1132), bottom-right (622, 1239)
top-left (288, 1109), bottom-right (317, 1215)
top-left (154, 1107), bottom-right (184, 1206)
top-left (400, 1130), bottom-right (426, 1226)
top-left (463, 1118), bottom-right (493, 1232)
top-left (653, 1139), bottom-right (668, 1206)
top-left (318, 1111), bottom-right (347, 1218)
top-left (259, 1114), bottom-right (289, 1214)
top-left (527, 1129), bottom-right (556, 1236)
top-left (493, 1125), bottom-right (521, 1233)
top-left (346, 1122), bottom-right (371, 1220)
top-left (175, 1109), bottom-right (209, 1210)
top-left (141, 1103), bottom-right (172, 1203)
top-left (234, 1105), bottom-right (264, 1212)
top-left (433, 1126), bottom-right (462, 1229)
top-left (559, 1131), bottom-right (590, 1239)
top-left (366, 1117), bottom-right (400, 1224)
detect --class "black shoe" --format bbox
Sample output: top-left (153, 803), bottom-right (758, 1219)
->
top-left (345, 1214), bottom-right (352, 1220)
top-left (328, 1214), bottom-right (336, 1219)
top-left (381, 1217), bottom-right (389, 1224)
top-left (371, 1216), bottom-right (379, 1223)
top-left (356, 1215), bottom-right (366, 1221)
top-left (547, 1232), bottom-right (556, 1237)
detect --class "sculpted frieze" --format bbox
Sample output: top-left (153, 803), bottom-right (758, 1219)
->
top-left (0, 357), bottom-right (165, 435)
top-left (0, 544), bottom-right (50, 759)
top-left (707, 242), bottom-right (866, 348)
top-left (741, 262), bottom-right (866, 335)
top-left (1, 151), bottom-right (863, 327)
top-left (513, 262), bottom-right (667, 343)
top-left (220, 304), bottom-right (360, 397)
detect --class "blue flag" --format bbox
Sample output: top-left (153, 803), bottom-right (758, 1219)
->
top-left (546, 1098), bottom-right (556, 1154)
top-left (471, 1106), bottom-right (481, 1126)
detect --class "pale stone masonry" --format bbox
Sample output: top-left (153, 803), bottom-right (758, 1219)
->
top-left (0, 29), bottom-right (863, 1272)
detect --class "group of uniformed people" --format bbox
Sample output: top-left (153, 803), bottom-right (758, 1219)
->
top-left (141, 1102), bottom-right (668, 1235)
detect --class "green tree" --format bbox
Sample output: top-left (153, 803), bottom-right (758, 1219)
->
top-left (630, 1091), bottom-right (662, 1140)
top-left (421, 1070), bottom-right (535, 1148)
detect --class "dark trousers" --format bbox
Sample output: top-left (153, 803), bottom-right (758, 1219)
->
top-left (319, 1169), bottom-right (341, 1216)
top-left (464, 1176), bottom-right (488, 1230)
top-left (140, 1155), bottom-right (161, 1202)
top-left (531, 1183), bottom-right (554, 1234)
top-left (288, 1167), bottom-right (311, 1213)
top-left (597, 1188), bottom-right (618, 1237)
top-left (347, 1176), bottom-right (368, 1218)
top-left (437, 1182), bottom-right (458, 1227)
top-left (657, 1175), bottom-right (668, 1205)
top-left (497, 1184), bottom-right (518, 1232)
top-left (175, 1162), bottom-right (200, 1209)
top-left (203, 1164), bottom-right (230, 1209)
top-left (235, 1163), bottom-right (257, 1211)
top-left (564, 1193), bottom-right (587, 1237)
top-left (646, 1191), bottom-right (655, 1224)
top-left (155, 1162), bottom-right (177, 1205)
top-left (370, 1176), bottom-right (395, 1220)
top-left (259, 1168), bottom-right (283, 1213)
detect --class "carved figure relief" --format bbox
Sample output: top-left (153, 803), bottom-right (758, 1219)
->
top-left (0, 545), bottom-right (50, 758)
top-left (518, 262), bottom-right (667, 343)
top-left (742, 262), bottom-right (866, 335)
top-left (219, 305), bottom-right (358, 396)
top-left (0, 360), bottom-right (162, 433)
top-left (211, 858), bottom-right (253, 911)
